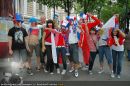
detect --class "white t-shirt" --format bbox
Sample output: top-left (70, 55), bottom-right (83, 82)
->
top-left (38, 24), bottom-right (46, 40)
top-left (98, 28), bottom-right (109, 46)
top-left (111, 45), bottom-right (124, 51)
top-left (68, 26), bottom-right (80, 44)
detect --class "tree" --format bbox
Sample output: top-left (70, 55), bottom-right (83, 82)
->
top-left (37, 0), bottom-right (75, 16)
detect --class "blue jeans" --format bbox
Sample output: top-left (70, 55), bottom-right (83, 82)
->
top-left (112, 50), bottom-right (124, 75)
top-left (55, 47), bottom-right (67, 70)
top-left (127, 50), bottom-right (130, 60)
top-left (98, 45), bottom-right (113, 65)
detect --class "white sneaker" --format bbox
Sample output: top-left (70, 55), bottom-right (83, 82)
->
top-left (50, 72), bottom-right (54, 75)
top-left (57, 68), bottom-right (60, 74)
top-left (117, 75), bottom-right (121, 79)
top-left (44, 69), bottom-right (48, 73)
top-left (88, 70), bottom-right (93, 75)
top-left (61, 70), bottom-right (66, 75)
top-left (111, 71), bottom-right (115, 78)
top-left (74, 70), bottom-right (79, 77)
top-left (81, 66), bottom-right (88, 71)
top-left (98, 69), bottom-right (104, 74)
top-left (69, 67), bottom-right (74, 73)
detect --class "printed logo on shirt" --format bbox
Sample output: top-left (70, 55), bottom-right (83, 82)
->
top-left (15, 31), bottom-right (23, 44)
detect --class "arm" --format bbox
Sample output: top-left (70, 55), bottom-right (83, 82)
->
top-left (45, 28), bottom-right (60, 34)
top-left (25, 36), bottom-right (30, 52)
top-left (8, 36), bottom-right (13, 55)
top-left (87, 13), bottom-right (101, 31)
top-left (42, 32), bottom-right (46, 52)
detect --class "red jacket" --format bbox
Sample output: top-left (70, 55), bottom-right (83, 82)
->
top-left (79, 15), bottom-right (101, 48)
top-left (78, 15), bottom-right (101, 64)
top-left (107, 28), bottom-right (125, 46)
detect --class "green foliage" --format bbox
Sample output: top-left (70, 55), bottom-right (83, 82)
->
top-left (37, 0), bottom-right (64, 8)
top-left (37, 0), bottom-right (130, 25)
top-left (100, 4), bottom-right (125, 22)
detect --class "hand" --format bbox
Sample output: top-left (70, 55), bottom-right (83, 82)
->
top-left (114, 14), bottom-right (119, 17)
top-left (42, 46), bottom-right (46, 52)
top-left (78, 25), bottom-right (81, 29)
top-left (45, 27), bottom-right (51, 29)
top-left (9, 49), bottom-right (13, 55)
top-left (86, 13), bottom-right (93, 17)
top-left (27, 47), bottom-right (31, 52)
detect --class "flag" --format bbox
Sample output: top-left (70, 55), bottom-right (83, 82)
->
top-left (102, 15), bottom-right (119, 29)
top-left (62, 20), bottom-right (69, 28)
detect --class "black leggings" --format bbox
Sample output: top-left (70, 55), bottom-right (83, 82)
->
top-left (89, 52), bottom-right (97, 71)
top-left (45, 45), bottom-right (54, 72)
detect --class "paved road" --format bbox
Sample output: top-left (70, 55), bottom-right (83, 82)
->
top-left (0, 55), bottom-right (130, 81)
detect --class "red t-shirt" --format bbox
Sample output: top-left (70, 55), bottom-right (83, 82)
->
top-left (56, 33), bottom-right (65, 46)
top-left (31, 29), bottom-right (39, 36)
top-left (44, 29), bottom-right (51, 43)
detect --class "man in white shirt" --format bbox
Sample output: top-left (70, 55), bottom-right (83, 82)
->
top-left (68, 20), bottom-right (81, 77)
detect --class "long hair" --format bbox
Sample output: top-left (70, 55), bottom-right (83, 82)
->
top-left (46, 19), bottom-right (54, 29)
top-left (111, 28), bottom-right (120, 38)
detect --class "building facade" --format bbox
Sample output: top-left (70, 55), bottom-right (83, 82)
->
top-left (14, 0), bottom-right (73, 23)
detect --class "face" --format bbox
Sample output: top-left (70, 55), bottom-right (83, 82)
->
top-left (84, 19), bottom-right (88, 23)
top-left (113, 30), bottom-right (118, 36)
top-left (31, 22), bottom-right (37, 27)
top-left (48, 23), bottom-right (52, 28)
top-left (14, 21), bottom-right (22, 27)
top-left (71, 21), bottom-right (74, 26)
top-left (78, 19), bottom-right (82, 24)
top-left (40, 16), bottom-right (46, 24)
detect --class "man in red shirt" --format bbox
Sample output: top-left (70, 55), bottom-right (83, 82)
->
top-left (79, 13), bottom-right (101, 69)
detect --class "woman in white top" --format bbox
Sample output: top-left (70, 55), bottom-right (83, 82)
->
top-left (111, 28), bottom-right (125, 79)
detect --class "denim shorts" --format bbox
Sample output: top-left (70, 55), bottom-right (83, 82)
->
top-left (69, 43), bottom-right (79, 64)
top-left (28, 44), bottom-right (40, 57)
top-left (98, 45), bottom-right (113, 64)
top-left (12, 49), bottom-right (28, 62)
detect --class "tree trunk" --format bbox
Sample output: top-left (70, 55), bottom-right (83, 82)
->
top-left (53, 0), bottom-right (55, 19)
top-left (67, 0), bottom-right (70, 16)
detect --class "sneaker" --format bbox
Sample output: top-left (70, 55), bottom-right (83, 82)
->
top-left (88, 70), bottom-right (93, 75)
top-left (44, 69), bottom-right (48, 73)
top-left (40, 64), bottom-right (44, 69)
top-left (50, 72), bottom-right (54, 75)
top-left (74, 70), bottom-right (79, 77)
top-left (98, 69), bottom-right (104, 74)
top-left (36, 67), bottom-right (40, 72)
top-left (69, 67), bottom-right (74, 73)
top-left (117, 75), bottom-right (121, 79)
top-left (81, 66), bottom-right (88, 71)
top-left (27, 68), bottom-right (33, 76)
top-left (111, 71), bottom-right (115, 78)
top-left (61, 70), bottom-right (66, 75)
top-left (57, 68), bottom-right (60, 74)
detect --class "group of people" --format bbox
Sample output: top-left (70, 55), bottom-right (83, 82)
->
top-left (8, 12), bottom-right (127, 79)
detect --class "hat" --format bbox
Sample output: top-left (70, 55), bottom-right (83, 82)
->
top-left (13, 13), bottom-right (23, 23)
top-left (80, 12), bottom-right (84, 17)
top-left (29, 17), bottom-right (38, 23)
